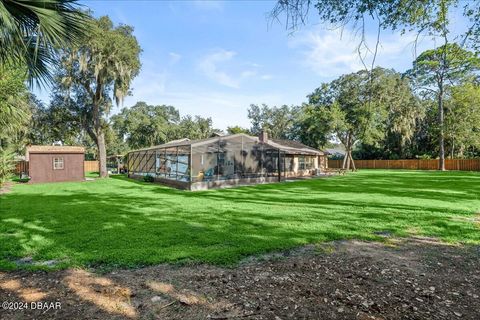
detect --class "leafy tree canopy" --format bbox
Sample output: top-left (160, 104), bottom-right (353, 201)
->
top-left (408, 43), bottom-right (480, 94)
top-left (111, 101), bottom-right (220, 150)
top-left (227, 126), bottom-right (251, 135)
top-left (302, 67), bottom-right (419, 168)
top-left (111, 101), bottom-right (180, 150)
top-left (248, 104), bottom-right (297, 139)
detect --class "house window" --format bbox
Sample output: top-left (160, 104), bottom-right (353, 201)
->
top-left (53, 157), bottom-right (64, 170)
top-left (299, 156), bottom-right (314, 170)
top-left (306, 156), bottom-right (315, 169)
top-left (299, 156), bottom-right (305, 170)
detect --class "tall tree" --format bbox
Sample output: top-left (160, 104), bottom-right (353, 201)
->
top-left (444, 83), bottom-right (480, 158)
top-left (0, 0), bottom-right (88, 84)
top-left (304, 68), bottom-right (418, 169)
top-left (408, 44), bottom-right (480, 169)
top-left (0, 65), bottom-right (30, 149)
top-left (380, 71), bottom-right (423, 158)
top-left (0, 64), bottom-right (30, 185)
top-left (59, 15), bottom-right (141, 177)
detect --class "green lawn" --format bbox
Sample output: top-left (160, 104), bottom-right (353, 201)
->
top-left (0, 170), bottom-right (479, 270)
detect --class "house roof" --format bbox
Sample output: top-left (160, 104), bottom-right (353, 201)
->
top-left (128, 134), bottom-right (323, 155)
top-left (324, 148), bottom-right (346, 156)
top-left (269, 139), bottom-right (324, 155)
top-left (26, 145), bottom-right (85, 154)
top-left (128, 134), bottom-right (254, 152)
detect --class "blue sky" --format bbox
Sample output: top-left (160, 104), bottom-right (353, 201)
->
top-left (34, 0), bottom-right (468, 130)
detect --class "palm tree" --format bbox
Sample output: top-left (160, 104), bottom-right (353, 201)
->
top-left (0, 0), bottom-right (88, 86)
top-left (0, 65), bottom-right (30, 148)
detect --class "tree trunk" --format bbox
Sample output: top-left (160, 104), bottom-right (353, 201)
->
top-left (96, 131), bottom-right (108, 178)
top-left (349, 152), bottom-right (356, 171)
top-left (92, 81), bottom-right (108, 178)
top-left (438, 87), bottom-right (446, 171)
top-left (438, 17), bottom-right (448, 171)
top-left (342, 153), bottom-right (348, 169)
top-left (341, 134), bottom-right (357, 171)
top-left (450, 137), bottom-right (455, 159)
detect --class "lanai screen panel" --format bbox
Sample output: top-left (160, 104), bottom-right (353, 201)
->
top-left (191, 136), bottom-right (282, 182)
top-left (128, 145), bottom-right (191, 181)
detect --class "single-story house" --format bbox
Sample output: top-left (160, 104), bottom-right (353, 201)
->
top-left (127, 131), bottom-right (326, 190)
top-left (26, 145), bottom-right (85, 184)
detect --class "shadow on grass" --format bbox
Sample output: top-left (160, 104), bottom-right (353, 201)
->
top-left (0, 170), bottom-right (479, 270)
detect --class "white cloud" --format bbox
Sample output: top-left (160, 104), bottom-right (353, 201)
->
top-left (198, 49), bottom-right (273, 88)
top-left (290, 28), bottom-right (431, 78)
top-left (292, 29), bottom-right (363, 76)
top-left (197, 49), bottom-right (240, 88)
top-left (169, 52), bottom-right (181, 64)
top-left (240, 70), bottom-right (257, 78)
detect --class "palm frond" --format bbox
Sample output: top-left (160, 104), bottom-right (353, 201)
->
top-left (0, 0), bottom-right (91, 86)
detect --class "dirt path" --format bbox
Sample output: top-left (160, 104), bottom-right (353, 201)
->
top-left (1, 238), bottom-right (479, 320)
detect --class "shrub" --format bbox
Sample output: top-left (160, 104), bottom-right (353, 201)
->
top-left (0, 148), bottom-right (15, 187)
top-left (417, 154), bottom-right (433, 160)
top-left (143, 175), bottom-right (154, 183)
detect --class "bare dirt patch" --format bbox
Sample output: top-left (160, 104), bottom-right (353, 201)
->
top-left (0, 239), bottom-right (479, 320)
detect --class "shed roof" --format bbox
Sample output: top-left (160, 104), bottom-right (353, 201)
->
top-left (27, 145), bottom-right (85, 154)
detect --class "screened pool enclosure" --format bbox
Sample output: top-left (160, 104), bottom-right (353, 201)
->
top-left (127, 133), bottom-right (325, 190)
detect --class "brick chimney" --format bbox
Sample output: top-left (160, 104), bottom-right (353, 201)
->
top-left (259, 129), bottom-right (268, 143)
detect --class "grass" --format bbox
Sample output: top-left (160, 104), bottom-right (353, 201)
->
top-left (0, 170), bottom-right (479, 270)
top-left (85, 171), bottom-right (100, 178)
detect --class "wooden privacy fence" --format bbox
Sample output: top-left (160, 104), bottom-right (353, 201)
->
top-left (14, 160), bottom-right (99, 174)
top-left (83, 161), bottom-right (99, 172)
top-left (15, 160), bottom-right (29, 174)
top-left (328, 159), bottom-right (480, 171)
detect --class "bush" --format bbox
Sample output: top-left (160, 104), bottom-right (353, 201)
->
top-left (417, 154), bottom-right (433, 160)
top-left (143, 175), bottom-right (154, 183)
top-left (0, 148), bottom-right (15, 187)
